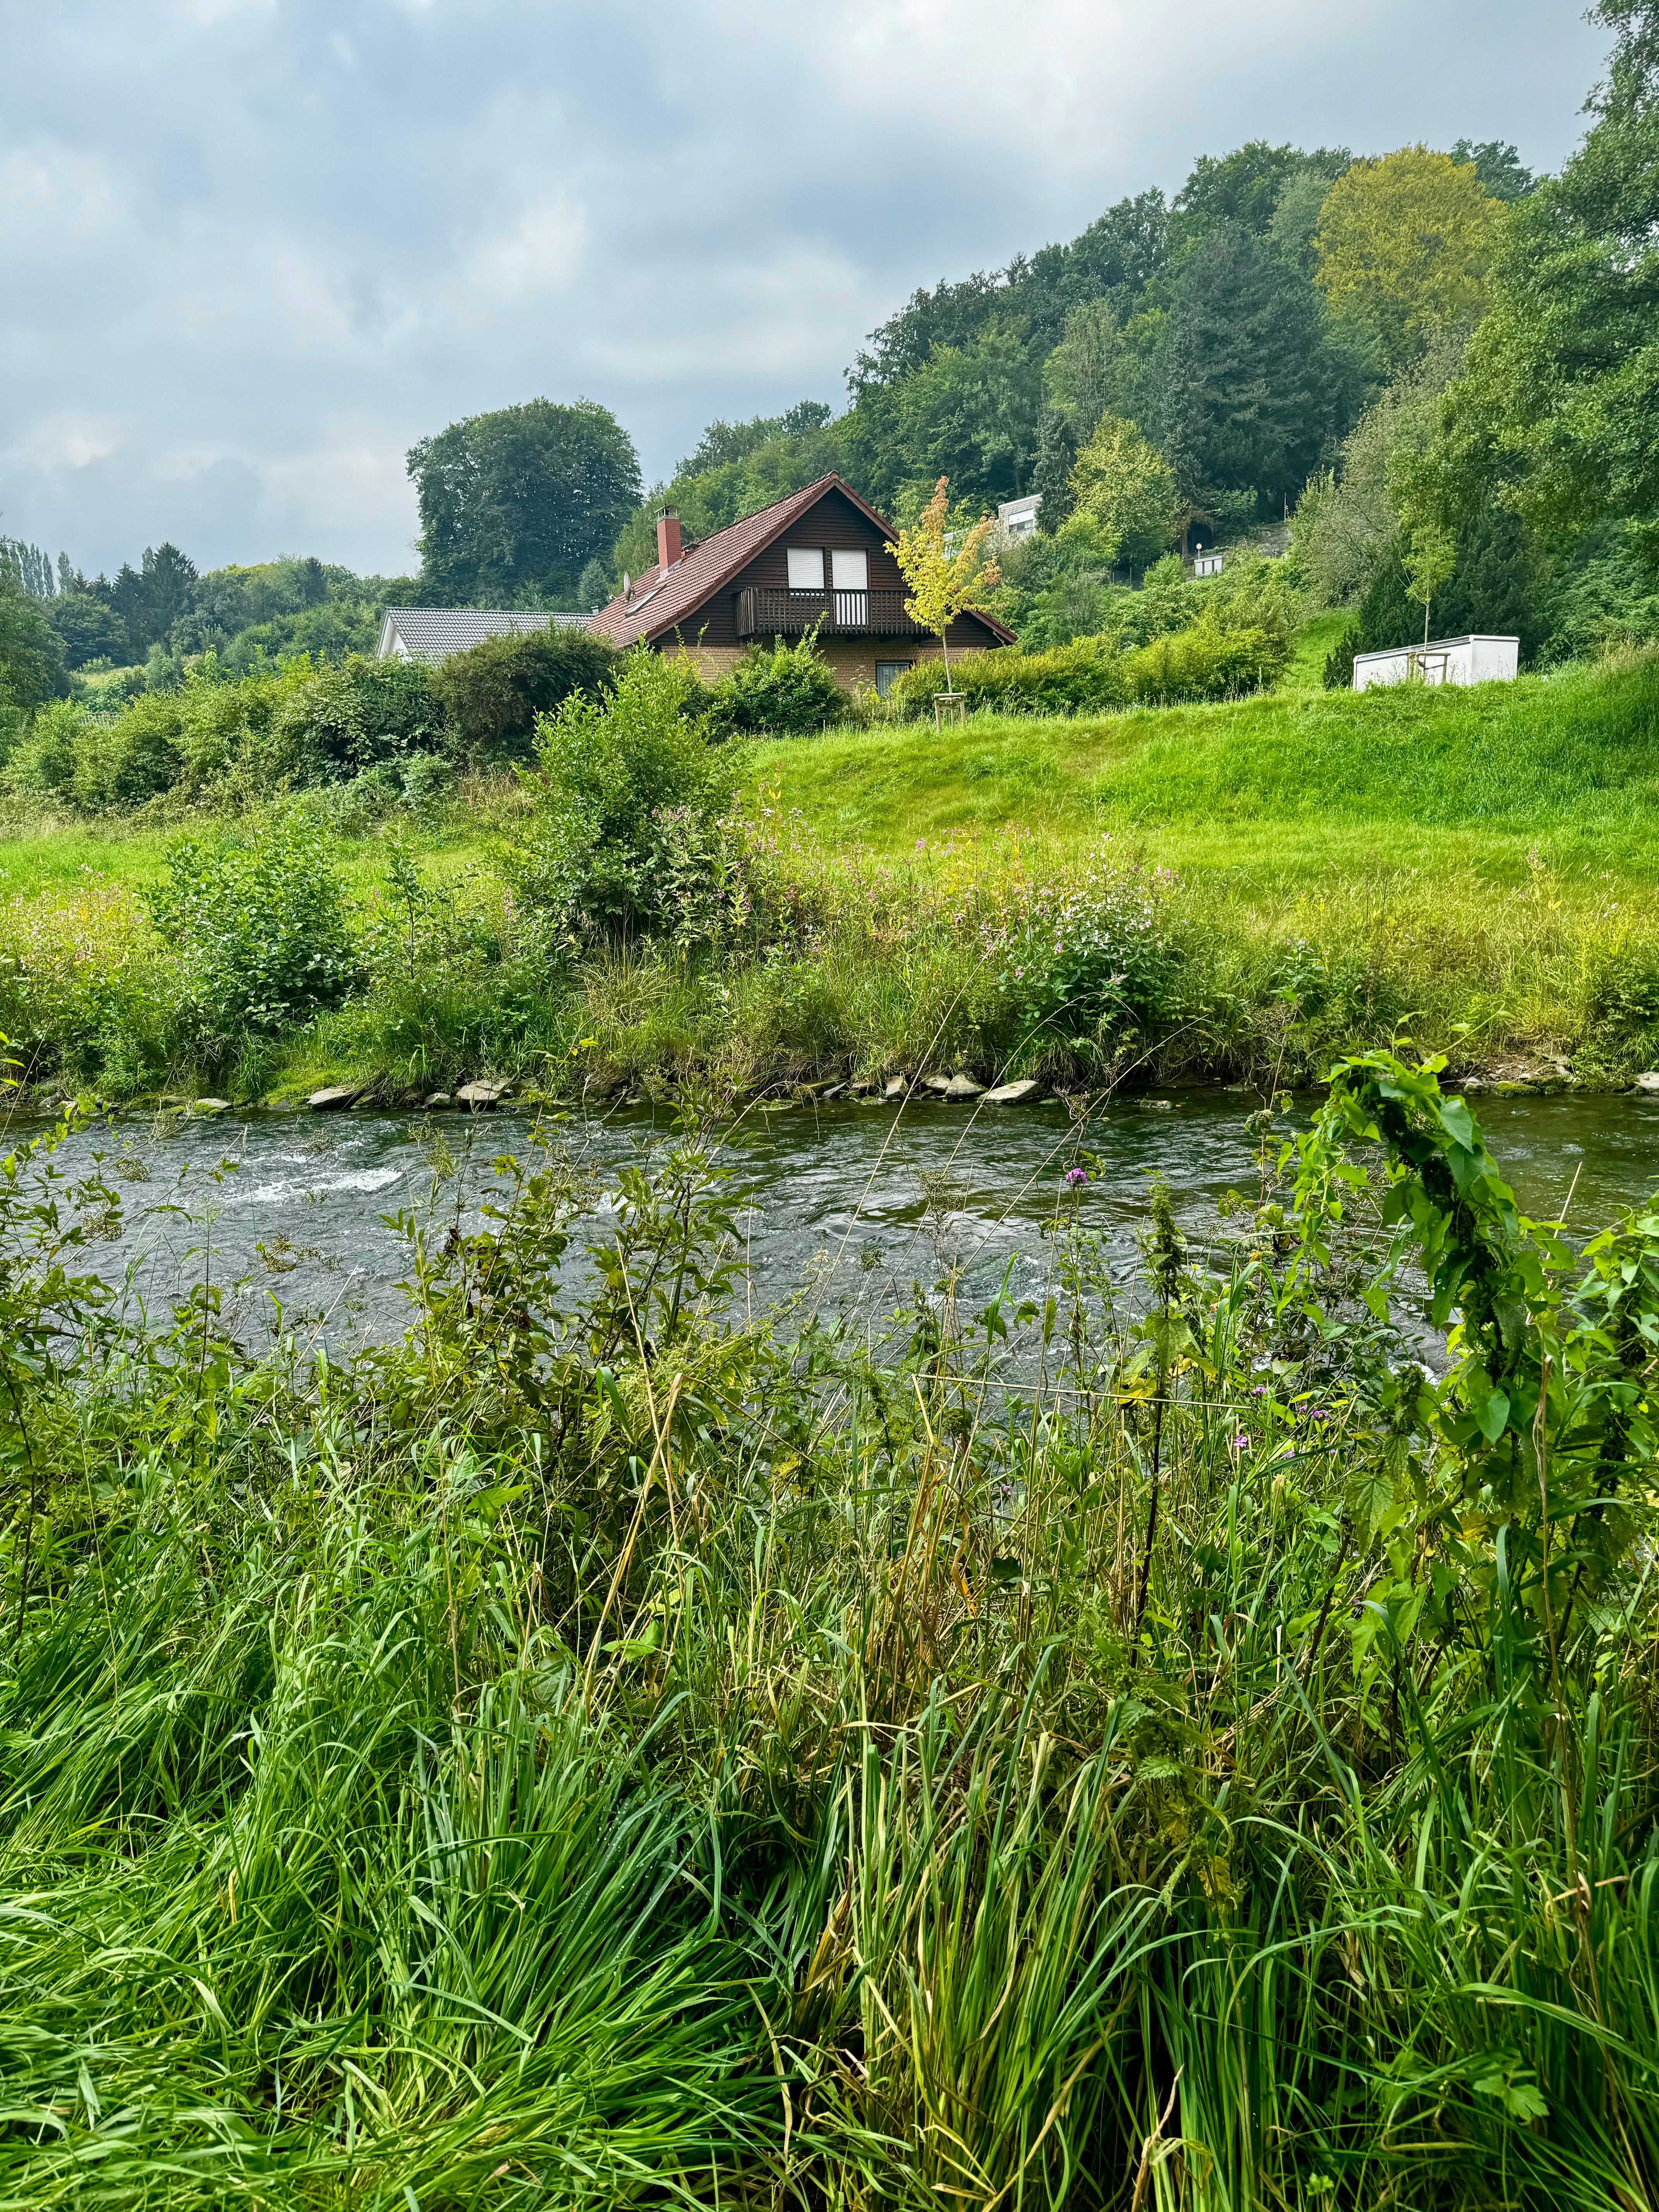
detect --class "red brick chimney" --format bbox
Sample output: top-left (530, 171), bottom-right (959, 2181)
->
top-left (656, 510), bottom-right (682, 568)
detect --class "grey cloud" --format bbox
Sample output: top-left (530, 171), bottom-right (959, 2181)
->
top-left (0, 0), bottom-right (1610, 575)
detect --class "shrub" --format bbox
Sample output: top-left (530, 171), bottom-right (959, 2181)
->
top-left (502, 646), bottom-right (742, 945)
top-left (146, 809), bottom-right (360, 1050)
top-left (888, 637), bottom-right (1129, 719)
top-left (6, 699), bottom-right (84, 797)
top-left (431, 628), bottom-right (618, 763)
top-left (1124, 616), bottom-right (1288, 704)
top-left (886, 615), bottom-right (1288, 720)
top-left (69, 691), bottom-right (187, 809)
top-left (270, 655), bottom-right (447, 780)
top-left (702, 636), bottom-right (846, 738)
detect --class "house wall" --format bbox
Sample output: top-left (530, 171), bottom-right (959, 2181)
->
top-left (651, 484), bottom-right (1001, 669)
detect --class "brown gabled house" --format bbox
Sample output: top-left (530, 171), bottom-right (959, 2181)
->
top-left (588, 473), bottom-right (1015, 697)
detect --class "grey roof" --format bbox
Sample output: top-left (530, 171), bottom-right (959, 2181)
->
top-left (377, 607), bottom-right (591, 662)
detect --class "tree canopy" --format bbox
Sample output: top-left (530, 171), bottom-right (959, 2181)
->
top-left (409, 399), bottom-right (642, 609)
top-left (1314, 146), bottom-right (1499, 371)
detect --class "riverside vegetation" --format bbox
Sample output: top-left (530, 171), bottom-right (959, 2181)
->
top-left (3, 1042), bottom-right (1659, 2208)
top-left (0, 642), bottom-right (1655, 1108)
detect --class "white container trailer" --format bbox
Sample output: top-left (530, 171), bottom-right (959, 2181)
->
top-left (1352, 634), bottom-right (1519, 690)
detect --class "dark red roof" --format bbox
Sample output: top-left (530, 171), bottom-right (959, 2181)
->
top-left (588, 473), bottom-right (1015, 649)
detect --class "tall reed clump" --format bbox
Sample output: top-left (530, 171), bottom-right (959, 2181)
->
top-left (2, 1051), bottom-right (1659, 2206)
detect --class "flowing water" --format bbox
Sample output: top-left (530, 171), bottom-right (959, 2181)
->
top-left (34, 1085), bottom-right (1659, 1357)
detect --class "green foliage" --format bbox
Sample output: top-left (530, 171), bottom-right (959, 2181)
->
top-left (1314, 145), bottom-right (1499, 373)
top-left (889, 611), bottom-right (1287, 718)
top-left (429, 625), bottom-right (618, 763)
top-left (411, 398), bottom-right (643, 606)
top-left (0, 567), bottom-right (69, 729)
top-left (1067, 412), bottom-right (1178, 568)
top-left (701, 635), bottom-right (845, 739)
top-left (44, 589), bottom-right (131, 670)
top-left (147, 808), bottom-right (359, 1046)
top-left (502, 646), bottom-right (738, 944)
top-left (1422, 3), bottom-right (1659, 571)
top-left (3, 1061), bottom-right (1659, 2205)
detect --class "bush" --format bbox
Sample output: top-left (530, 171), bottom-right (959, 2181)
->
top-left (146, 809), bottom-right (360, 1049)
top-left (6, 699), bottom-right (84, 797)
top-left (1125, 617), bottom-right (1288, 704)
top-left (502, 646), bottom-right (742, 945)
top-left (888, 637), bottom-right (1129, 719)
top-left (702, 636), bottom-right (846, 738)
top-left (270, 655), bottom-right (447, 780)
top-left (886, 615), bottom-right (1288, 720)
top-left (431, 627), bottom-right (618, 764)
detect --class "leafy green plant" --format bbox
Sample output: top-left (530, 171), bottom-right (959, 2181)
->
top-left (701, 634), bottom-right (845, 738)
top-left (146, 807), bottom-right (360, 1054)
top-left (502, 645), bottom-right (741, 946)
top-left (430, 626), bottom-right (618, 764)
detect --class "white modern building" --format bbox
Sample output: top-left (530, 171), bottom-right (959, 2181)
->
top-left (376, 608), bottom-right (591, 663)
top-left (1353, 634), bottom-right (1520, 691)
top-left (996, 493), bottom-right (1042, 542)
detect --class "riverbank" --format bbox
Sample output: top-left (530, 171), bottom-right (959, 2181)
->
top-left (5, 1055), bottom-right (1658, 2207)
top-left (1, 650), bottom-right (1656, 1108)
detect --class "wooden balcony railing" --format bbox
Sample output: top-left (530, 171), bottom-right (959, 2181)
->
top-left (735, 586), bottom-right (928, 638)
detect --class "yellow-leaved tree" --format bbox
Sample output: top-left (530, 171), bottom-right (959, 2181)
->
top-left (888, 478), bottom-right (1001, 696)
top-left (1314, 146), bottom-right (1499, 372)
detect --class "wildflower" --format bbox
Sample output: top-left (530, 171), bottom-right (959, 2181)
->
top-left (1064, 1166), bottom-right (1089, 1188)
top-left (1231, 1431), bottom-right (1250, 1451)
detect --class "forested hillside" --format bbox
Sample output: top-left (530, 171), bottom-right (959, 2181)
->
top-left (3, 4), bottom-right (1658, 718)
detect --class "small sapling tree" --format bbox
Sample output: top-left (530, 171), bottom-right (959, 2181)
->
top-left (1404, 522), bottom-right (1457, 648)
top-left (888, 478), bottom-right (1001, 706)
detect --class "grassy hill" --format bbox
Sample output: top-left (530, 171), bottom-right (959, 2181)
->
top-left (754, 653), bottom-right (1659, 891)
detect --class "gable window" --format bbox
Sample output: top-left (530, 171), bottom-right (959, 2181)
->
top-left (787, 547), bottom-right (824, 591)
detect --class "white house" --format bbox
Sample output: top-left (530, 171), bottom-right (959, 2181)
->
top-left (1353, 634), bottom-right (1520, 691)
top-left (376, 608), bottom-right (591, 663)
top-left (996, 493), bottom-right (1042, 542)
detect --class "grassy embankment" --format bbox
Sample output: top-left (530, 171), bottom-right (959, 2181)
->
top-left (2, 644), bottom-right (1657, 1100)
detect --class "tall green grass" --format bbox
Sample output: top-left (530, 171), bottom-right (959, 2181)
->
top-left (2, 1069), bottom-right (1659, 2206)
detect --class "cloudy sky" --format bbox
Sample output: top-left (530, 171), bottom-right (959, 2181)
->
top-left (1, 0), bottom-right (1610, 580)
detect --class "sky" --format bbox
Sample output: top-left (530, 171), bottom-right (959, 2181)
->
top-left (0, 0), bottom-right (1612, 581)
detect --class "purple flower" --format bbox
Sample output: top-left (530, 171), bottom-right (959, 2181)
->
top-left (1231, 1431), bottom-right (1250, 1451)
top-left (1064, 1166), bottom-right (1089, 1188)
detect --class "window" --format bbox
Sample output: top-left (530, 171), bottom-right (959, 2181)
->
top-left (831, 550), bottom-right (868, 592)
top-left (787, 547), bottom-right (824, 590)
top-left (875, 659), bottom-right (914, 698)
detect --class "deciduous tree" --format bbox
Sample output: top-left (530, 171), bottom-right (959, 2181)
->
top-left (1314, 146), bottom-right (1498, 371)
top-left (889, 479), bottom-right (1001, 690)
top-left (1068, 415), bottom-right (1178, 570)
top-left (410, 399), bottom-right (642, 608)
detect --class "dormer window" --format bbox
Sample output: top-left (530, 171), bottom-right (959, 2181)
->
top-left (787, 548), bottom-right (824, 590)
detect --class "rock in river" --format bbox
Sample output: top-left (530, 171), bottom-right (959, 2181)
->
top-left (308, 1086), bottom-right (362, 1112)
top-left (457, 1080), bottom-right (510, 1109)
top-left (983, 1078), bottom-right (1042, 1104)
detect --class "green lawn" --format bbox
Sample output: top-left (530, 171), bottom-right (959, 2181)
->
top-left (753, 653), bottom-right (1659, 892)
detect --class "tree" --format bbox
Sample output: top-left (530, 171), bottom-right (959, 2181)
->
top-left (103, 542), bottom-right (198, 657)
top-left (0, 568), bottom-right (69, 724)
top-left (888, 478), bottom-right (1000, 690)
top-left (891, 326), bottom-right (1041, 512)
top-left (1155, 221), bottom-right (1345, 521)
top-left (1042, 299), bottom-right (1128, 443)
top-left (1031, 407), bottom-right (1079, 533)
top-left (430, 627), bottom-right (618, 763)
top-left (1068, 415), bottom-right (1178, 570)
top-left (46, 592), bottom-right (131, 669)
top-left (1450, 138), bottom-right (1536, 201)
top-left (1314, 146), bottom-right (1499, 372)
top-left (1420, 2), bottom-right (1659, 569)
top-left (1403, 522), bottom-right (1457, 645)
top-left (409, 399), bottom-right (642, 608)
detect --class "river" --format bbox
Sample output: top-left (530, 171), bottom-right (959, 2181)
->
top-left (27, 1084), bottom-right (1659, 1357)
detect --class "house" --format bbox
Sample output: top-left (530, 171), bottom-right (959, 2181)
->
top-left (588, 474), bottom-right (1014, 697)
top-left (376, 608), bottom-right (591, 663)
top-left (1353, 634), bottom-right (1519, 691)
top-left (1193, 549), bottom-right (1225, 579)
top-left (996, 493), bottom-right (1042, 543)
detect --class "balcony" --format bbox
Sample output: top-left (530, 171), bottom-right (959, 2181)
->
top-left (735, 586), bottom-right (928, 639)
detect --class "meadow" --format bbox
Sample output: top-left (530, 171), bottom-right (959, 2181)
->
top-left (0, 650), bottom-right (1656, 1104)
